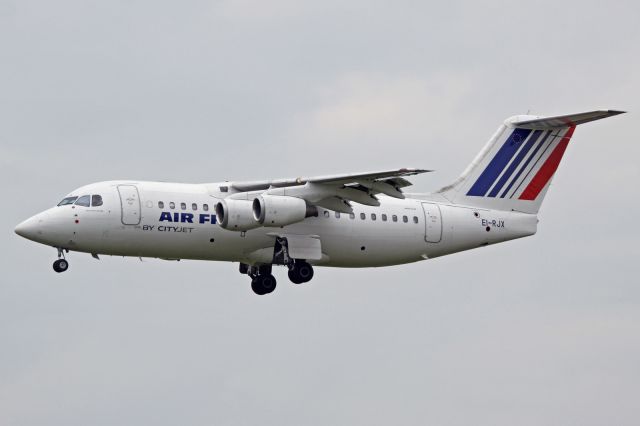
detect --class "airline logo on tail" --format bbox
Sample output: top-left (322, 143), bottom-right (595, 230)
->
top-left (466, 126), bottom-right (575, 201)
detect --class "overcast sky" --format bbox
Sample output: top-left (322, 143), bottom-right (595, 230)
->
top-left (1, 1), bottom-right (639, 425)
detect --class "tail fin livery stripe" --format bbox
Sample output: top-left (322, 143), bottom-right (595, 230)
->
top-left (519, 126), bottom-right (575, 200)
top-left (508, 129), bottom-right (561, 199)
top-left (466, 128), bottom-right (532, 196)
top-left (487, 129), bottom-right (544, 197)
top-left (500, 130), bottom-right (551, 198)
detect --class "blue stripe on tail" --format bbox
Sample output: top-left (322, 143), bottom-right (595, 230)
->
top-left (487, 130), bottom-right (543, 197)
top-left (501, 130), bottom-right (552, 198)
top-left (466, 128), bottom-right (532, 196)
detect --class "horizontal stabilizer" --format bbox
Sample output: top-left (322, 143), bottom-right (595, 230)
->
top-left (512, 110), bottom-right (625, 129)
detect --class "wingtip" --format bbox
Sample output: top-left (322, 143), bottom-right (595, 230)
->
top-left (401, 168), bottom-right (433, 174)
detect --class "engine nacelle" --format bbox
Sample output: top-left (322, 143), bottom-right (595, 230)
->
top-left (252, 195), bottom-right (308, 227)
top-left (215, 199), bottom-right (261, 231)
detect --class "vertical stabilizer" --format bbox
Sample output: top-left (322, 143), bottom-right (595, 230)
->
top-left (438, 110), bottom-right (624, 214)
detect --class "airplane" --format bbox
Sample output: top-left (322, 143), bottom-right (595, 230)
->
top-left (15, 110), bottom-right (624, 295)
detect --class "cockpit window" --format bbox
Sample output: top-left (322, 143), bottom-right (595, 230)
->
top-left (91, 195), bottom-right (103, 207)
top-left (75, 195), bottom-right (91, 207)
top-left (57, 196), bottom-right (78, 206)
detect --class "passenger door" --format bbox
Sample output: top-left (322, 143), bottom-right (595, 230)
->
top-left (421, 203), bottom-right (442, 243)
top-left (117, 185), bottom-right (141, 225)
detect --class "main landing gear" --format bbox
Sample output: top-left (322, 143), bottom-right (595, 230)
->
top-left (242, 264), bottom-right (277, 296)
top-left (240, 237), bottom-right (316, 295)
top-left (251, 274), bottom-right (277, 296)
top-left (288, 260), bottom-right (314, 284)
top-left (239, 260), bottom-right (315, 295)
top-left (53, 247), bottom-right (69, 273)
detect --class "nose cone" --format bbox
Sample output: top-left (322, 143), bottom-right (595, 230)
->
top-left (15, 216), bottom-right (41, 241)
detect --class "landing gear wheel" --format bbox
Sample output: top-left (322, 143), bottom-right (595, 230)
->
top-left (297, 262), bottom-right (314, 283)
top-left (251, 274), bottom-right (277, 295)
top-left (250, 278), bottom-right (264, 295)
top-left (53, 259), bottom-right (69, 273)
top-left (288, 269), bottom-right (304, 284)
top-left (289, 261), bottom-right (314, 284)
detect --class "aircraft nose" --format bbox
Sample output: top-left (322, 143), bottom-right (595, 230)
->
top-left (15, 216), bottom-right (41, 241)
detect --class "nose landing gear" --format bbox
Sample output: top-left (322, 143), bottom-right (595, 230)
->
top-left (53, 247), bottom-right (69, 273)
top-left (53, 259), bottom-right (69, 273)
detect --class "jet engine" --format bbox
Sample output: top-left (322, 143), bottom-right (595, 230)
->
top-left (252, 195), bottom-right (309, 227)
top-left (215, 199), bottom-right (261, 231)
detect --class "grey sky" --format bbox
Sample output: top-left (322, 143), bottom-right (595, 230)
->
top-left (1, 1), bottom-right (639, 425)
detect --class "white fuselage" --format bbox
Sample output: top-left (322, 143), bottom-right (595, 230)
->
top-left (16, 180), bottom-right (538, 267)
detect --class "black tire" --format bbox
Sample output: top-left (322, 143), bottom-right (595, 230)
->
top-left (259, 274), bottom-right (277, 294)
top-left (296, 261), bottom-right (314, 283)
top-left (251, 278), bottom-right (266, 295)
top-left (288, 269), bottom-right (304, 284)
top-left (53, 259), bottom-right (69, 273)
top-left (251, 275), bottom-right (277, 295)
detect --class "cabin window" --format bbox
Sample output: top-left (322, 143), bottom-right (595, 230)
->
top-left (392, 215), bottom-right (398, 222)
top-left (403, 215), bottom-right (408, 223)
top-left (371, 213), bottom-right (377, 221)
top-left (57, 196), bottom-right (78, 206)
top-left (158, 201), bottom-right (164, 209)
top-left (360, 213), bottom-right (366, 220)
top-left (75, 195), bottom-right (91, 207)
top-left (323, 210), bottom-right (330, 218)
top-left (180, 202), bottom-right (186, 210)
top-left (413, 216), bottom-right (419, 224)
top-left (382, 214), bottom-right (387, 222)
top-left (192, 203), bottom-right (197, 211)
top-left (349, 213), bottom-right (355, 219)
top-left (169, 202), bottom-right (175, 209)
top-left (91, 195), bottom-right (103, 207)
top-left (335, 212), bottom-right (341, 218)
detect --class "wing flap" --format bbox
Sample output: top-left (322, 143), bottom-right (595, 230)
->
top-left (314, 196), bottom-right (354, 214)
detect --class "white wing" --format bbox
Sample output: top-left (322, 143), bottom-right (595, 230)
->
top-left (218, 168), bottom-right (431, 213)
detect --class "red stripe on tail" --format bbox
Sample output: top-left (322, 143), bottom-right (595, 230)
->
top-left (519, 126), bottom-right (576, 201)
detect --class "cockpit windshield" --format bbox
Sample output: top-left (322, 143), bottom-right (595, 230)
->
top-left (57, 194), bottom-right (103, 207)
top-left (57, 196), bottom-right (78, 206)
top-left (75, 195), bottom-right (91, 207)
